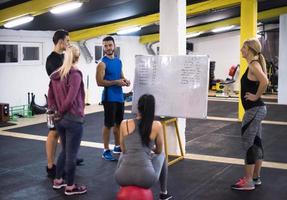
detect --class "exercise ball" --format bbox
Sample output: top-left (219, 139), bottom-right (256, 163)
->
top-left (116, 186), bottom-right (153, 200)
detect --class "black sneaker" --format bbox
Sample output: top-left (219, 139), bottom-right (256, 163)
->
top-left (159, 193), bottom-right (173, 200)
top-left (76, 158), bottom-right (84, 166)
top-left (113, 146), bottom-right (122, 154)
top-left (46, 164), bottom-right (56, 178)
top-left (65, 184), bottom-right (87, 196)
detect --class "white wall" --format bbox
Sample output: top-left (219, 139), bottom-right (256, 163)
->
top-left (152, 31), bottom-right (241, 80)
top-left (0, 29), bottom-right (148, 106)
top-left (278, 14), bottom-right (287, 104)
top-left (189, 31), bottom-right (241, 80)
top-left (0, 29), bottom-right (54, 107)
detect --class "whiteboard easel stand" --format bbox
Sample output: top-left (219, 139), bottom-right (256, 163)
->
top-left (161, 117), bottom-right (184, 166)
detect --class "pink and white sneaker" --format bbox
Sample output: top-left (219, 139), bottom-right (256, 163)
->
top-left (53, 179), bottom-right (67, 190)
top-left (231, 177), bottom-right (255, 190)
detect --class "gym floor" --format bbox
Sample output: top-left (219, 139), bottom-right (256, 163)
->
top-left (0, 98), bottom-right (286, 200)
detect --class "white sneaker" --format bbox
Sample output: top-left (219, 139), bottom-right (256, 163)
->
top-left (253, 177), bottom-right (262, 186)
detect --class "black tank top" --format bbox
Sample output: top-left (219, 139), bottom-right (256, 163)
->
top-left (240, 62), bottom-right (265, 110)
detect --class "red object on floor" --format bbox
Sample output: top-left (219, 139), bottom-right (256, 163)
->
top-left (116, 186), bottom-right (154, 200)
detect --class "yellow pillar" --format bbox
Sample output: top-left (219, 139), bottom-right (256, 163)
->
top-left (239, 0), bottom-right (257, 120)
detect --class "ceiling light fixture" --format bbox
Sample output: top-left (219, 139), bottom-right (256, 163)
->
top-left (186, 32), bottom-right (202, 38)
top-left (117, 27), bottom-right (141, 35)
top-left (212, 25), bottom-right (234, 33)
top-left (4, 15), bottom-right (34, 28)
top-left (50, 2), bottom-right (83, 14)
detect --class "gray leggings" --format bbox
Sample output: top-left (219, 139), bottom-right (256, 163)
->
top-left (241, 106), bottom-right (267, 164)
top-left (115, 152), bottom-right (168, 192)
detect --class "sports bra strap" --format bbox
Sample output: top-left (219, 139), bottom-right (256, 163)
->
top-left (250, 59), bottom-right (259, 64)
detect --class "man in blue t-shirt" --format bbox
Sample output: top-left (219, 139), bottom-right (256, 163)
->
top-left (96, 36), bottom-right (130, 161)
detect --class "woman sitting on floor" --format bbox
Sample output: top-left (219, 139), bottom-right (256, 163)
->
top-left (115, 94), bottom-right (173, 200)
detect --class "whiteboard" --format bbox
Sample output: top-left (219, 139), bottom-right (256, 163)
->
top-left (132, 55), bottom-right (210, 119)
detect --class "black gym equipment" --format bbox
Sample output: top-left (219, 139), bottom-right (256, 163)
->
top-left (209, 61), bottom-right (216, 90)
top-left (29, 93), bottom-right (47, 115)
top-left (0, 103), bottom-right (10, 122)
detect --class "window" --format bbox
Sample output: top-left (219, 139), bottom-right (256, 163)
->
top-left (115, 47), bottom-right (120, 58)
top-left (21, 43), bottom-right (42, 64)
top-left (156, 46), bottom-right (160, 55)
top-left (95, 45), bottom-right (102, 62)
top-left (95, 45), bottom-right (121, 63)
top-left (0, 42), bottom-right (42, 65)
top-left (23, 47), bottom-right (39, 60)
top-left (0, 44), bottom-right (18, 63)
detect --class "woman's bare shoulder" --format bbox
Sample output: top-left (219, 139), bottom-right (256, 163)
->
top-left (121, 119), bottom-right (136, 136)
top-left (152, 120), bottom-right (162, 130)
top-left (249, 60), bottom-right (262, 72)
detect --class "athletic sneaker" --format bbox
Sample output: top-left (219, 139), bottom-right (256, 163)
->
top-left (102, 150), bottom-right (117, 161)
top-left (253, 177), bottom-right (262, 186)
top-left (46, 164), bottom-right (56, 179)
top-left (65, 184), bottom-right (87, 196)
top-left (159, 193), bottom-right (173, 200)
top-left (113, 146), bottom-right (122, 154)
top-left (231, 177), bottom-right (255, 190)
top-left (53, 180), bottom-right (67, 190)
top-left (76, 158), bottom-right (84, 166)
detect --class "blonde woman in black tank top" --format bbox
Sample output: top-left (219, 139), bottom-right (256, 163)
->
top-left (231, 38), bottom-right (268, 191)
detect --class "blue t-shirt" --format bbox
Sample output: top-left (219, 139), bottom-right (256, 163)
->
top-left (101, 56), bottom-right (124, 102)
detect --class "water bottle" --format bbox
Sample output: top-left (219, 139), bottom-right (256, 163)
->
top-left (46, 110), bottom-right (55, 128)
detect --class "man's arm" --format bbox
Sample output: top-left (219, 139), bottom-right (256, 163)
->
top-left (45, 57), bottom-right (53, 76)
top-left (121, 71), bottom-right (130, 86)
top-left (121, 71), bottom-right (125, 79)
top-left (46, 56), bottom-right (60, 76)
top-left (96, 62), bottom-right (126, 87)
top-left (48, 81), bottom-right (57, 110)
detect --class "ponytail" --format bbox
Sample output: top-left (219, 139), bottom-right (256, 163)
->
top-left (137, 94), bottom-right (155, 147)
top-left (57, 45), bottom-right (80, 80)
top-left (258, 53), bottom-right (267, 75)
top-left (244, 38), bottom-right (267, 75)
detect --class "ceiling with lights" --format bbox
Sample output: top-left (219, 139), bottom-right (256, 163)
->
top-left (0, 0), bottom-right (287, 42)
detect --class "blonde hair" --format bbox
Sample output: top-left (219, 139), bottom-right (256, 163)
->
top-left (57, 45), bottom-right (80, 80)
top-left (243, 38), bottom-right (267, 74)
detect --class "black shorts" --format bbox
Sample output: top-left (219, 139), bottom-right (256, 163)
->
top-left (103, 102), bottom-right (124, 128)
